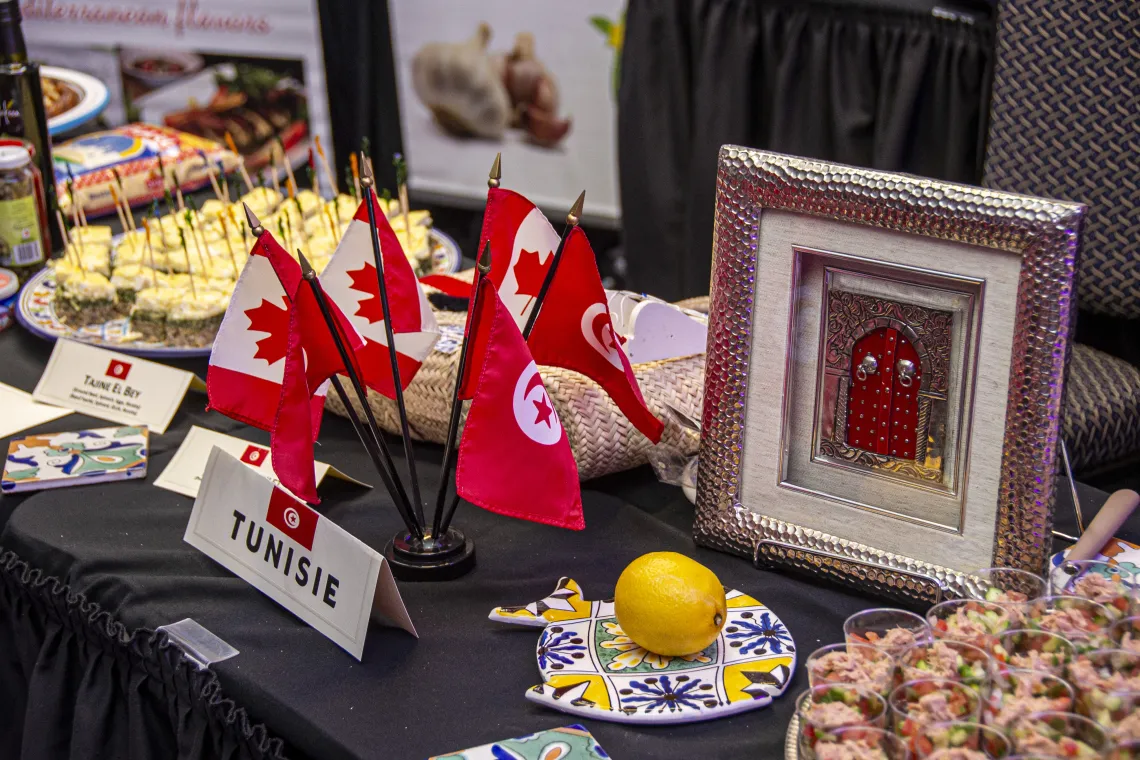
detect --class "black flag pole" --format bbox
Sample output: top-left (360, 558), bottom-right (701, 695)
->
top-left (296, 249), bottom-right (424, 539)
top-left (243, 204), bottom-right (420, 537)
top-left (437, 191), bottom-right (584, 536)
top-left (430, 242), bottom-right (492, 539)
top-left (359, 158), bottom-right (426, 529)
top-left (520, 191), bottom-right (585, 340)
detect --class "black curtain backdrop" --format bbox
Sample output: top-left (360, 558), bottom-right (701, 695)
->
top-left (618, 0), bottom-right (994, 302)
top-left (317, 0), bottom-right (403, 192)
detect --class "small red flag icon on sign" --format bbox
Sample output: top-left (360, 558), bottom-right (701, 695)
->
top-left (240, 444), bottom-right (269, 467)
top-left (265, 487), bottom-right (319, 551)
top-left (106, 359), bottom-right (132, 380)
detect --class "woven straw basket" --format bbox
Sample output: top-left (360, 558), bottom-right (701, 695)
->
top-left (325, 297), bottom-right (708, 480)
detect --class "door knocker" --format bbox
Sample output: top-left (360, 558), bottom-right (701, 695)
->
top-left (897, 358), bottom-right (917, 387)
top-left (855, 354), bottom-right (878, 382)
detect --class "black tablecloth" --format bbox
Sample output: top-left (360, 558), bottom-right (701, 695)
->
top-left (0, 324), bottom-right (1120, 760)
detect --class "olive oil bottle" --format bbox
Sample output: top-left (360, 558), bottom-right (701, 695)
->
top-left (0, 0), bottom-right (59, 263)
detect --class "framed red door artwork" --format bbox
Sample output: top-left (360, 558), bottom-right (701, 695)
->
top-left (815, 276), bottom-right (966, 492)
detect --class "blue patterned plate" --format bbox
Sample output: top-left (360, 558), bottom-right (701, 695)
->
top-left (16, 230), bottom-right (462, 358)
top-left (490, 578), bottom-right (796, 725)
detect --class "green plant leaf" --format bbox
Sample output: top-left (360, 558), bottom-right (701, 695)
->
top-left (590, 15), bottom-right (613, 35)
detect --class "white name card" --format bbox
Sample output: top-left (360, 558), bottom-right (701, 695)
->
top-left (184, 447), bottom-right (416, 659)
top-left (0, 382), bottom-right (74, 438)
top-left (156, 426), bottom-right (370, 499)
top-left (32, 340), bottom-right (204, 434)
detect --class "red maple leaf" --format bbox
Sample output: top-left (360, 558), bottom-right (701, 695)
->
top-left (347, 262), bottom-right (384, 324)
top-left (245, 298), bottom-right (290, 366)
top-left (513, 249), bottom-right (551, 299)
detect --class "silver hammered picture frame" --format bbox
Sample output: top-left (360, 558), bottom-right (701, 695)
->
top-left (694, 147), bottom-right (1085, 603)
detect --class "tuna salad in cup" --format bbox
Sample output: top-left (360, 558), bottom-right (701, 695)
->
top-left (915, 721), bottom-right (1011, 759)
top-left (985, 668), bottom-right (1074, 730)
top-left (845, 608), bottom-right (932, 658)
top-left (1009, 711), bottom-right (1114, 759)
top-left (808, 726), bottom-right (909, 760)
top-left (1025, 596), bottom-right (1113, 652)
top-left (807, 641), bottom-right (899, 697)
top-left (969, 568), bottom-right (1047, 626)
top-left (1112, 616), bottom-right (1140, 655)
top-left (898, 639), bottom-right (993, 695)
top-left (1066, 648), bottom-right (1140, 723)
top-left (928, 600), bottom-right (1012, 652)
top-left (797, 684), bottom-right (889, 758)
top-left (993, 630), bottom-right (1075, 676)
top-left (888, 678), bottom-right (980, 749)
top-left (1052, 560), bottom-right (1134, 621)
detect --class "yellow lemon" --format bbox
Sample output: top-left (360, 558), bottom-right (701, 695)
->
top-left (613, 552), bottom-right (727, 656)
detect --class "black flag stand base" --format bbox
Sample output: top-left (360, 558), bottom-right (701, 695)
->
top-left (384, 527), bottom-right (476, 582)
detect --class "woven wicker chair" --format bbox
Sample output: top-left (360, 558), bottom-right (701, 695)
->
top-left (983, 0), bottom-right (1140, 475)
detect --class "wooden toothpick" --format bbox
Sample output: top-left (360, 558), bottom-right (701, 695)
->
top-left (225, 132), bottom-right (254, 192)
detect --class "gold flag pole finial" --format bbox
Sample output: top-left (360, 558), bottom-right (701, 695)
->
top-left (488, 152), bottom-right (501, 189)
top-left (243, 202), bottom-right (265, 237)
top-left (567, 190), bottom-right (585, 227)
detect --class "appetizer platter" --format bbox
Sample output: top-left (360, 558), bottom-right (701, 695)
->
top-left (42, 66), bottom-right (110, 136)
top-left (18, 185), bottom-right (459, 357)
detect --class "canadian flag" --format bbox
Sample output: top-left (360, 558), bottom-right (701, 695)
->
top-left (479, 187), bottom-right (560, 329)
top-left (455, 277), bottom-right (583, 530)
top-left (320, 196), bottom-right (439, 398)
top-left (528, 227), bottom-right (664, 443)
top-left (207, 232), bottom-right (327, 436)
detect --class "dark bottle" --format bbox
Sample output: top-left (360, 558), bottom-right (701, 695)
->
top-left (0, 0), bottom-right (60, 255)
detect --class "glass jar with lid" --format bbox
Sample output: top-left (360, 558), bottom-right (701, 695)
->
top-left (0, 143), bottom-right (45, 283)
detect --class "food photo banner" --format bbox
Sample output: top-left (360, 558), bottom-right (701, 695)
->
top-left (21, 0), bottom-right (330, 167)
top-left (388, 0), bottom-right (624, 223)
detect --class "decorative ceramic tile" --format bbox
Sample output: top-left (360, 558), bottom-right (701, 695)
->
top-left (430, 724), bottom-right (609, 760)
top-left (2, 425), bottom-right (149, 493)
top-left (1050, 538), bottom-right (1140, 589)
top-left (490, 578), bottom-right (796, 725)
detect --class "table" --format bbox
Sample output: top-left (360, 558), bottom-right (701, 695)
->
top-left (0, 323), bottom-right (1121, 760)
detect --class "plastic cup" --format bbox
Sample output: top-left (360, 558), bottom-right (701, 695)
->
top-left (802, 726), bottom-right (910, 760)
top-left (1110, 740), bottom-right (1140, 760)
top-left (1009, 710), bottom-right (1114, 758)
top-left (916, 721), bottom-right (1012, 759)
top-left (888, 678), bottom-right (981, 747)
top-left (1025, 595), bottom-right (1113, 652)
top-left (1052, 560), bottom-right (1135, 621)
top-left (806, 641), bottom-right (899, 697)
top-left (1110, 616), bottom-right (1140, 654)
top-left (985, 668), bottom-right (1074, 729)
top-left (1068, 648), bottom-right (1140, 723)
top-left (928, 599), bottom-right (1013, 652)
top-left (993, 629), bottom-right (1075, 676)
top-left (897, 639), bottom-right (993, 696)
top-left (970, 568), bottom-right (1047, 626)
top-left (845, 608), bottom-right (933, 657)
top-left (797, 684), bottom-right (889, 758)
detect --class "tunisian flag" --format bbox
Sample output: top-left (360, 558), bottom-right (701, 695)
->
top-left (478, 187), bottom-right (560, 329)
top-left (528, 228), bottom-right (664, 443)
top-left (455, 278), bottom-right (583, 530)
top-left (207, 231), bottom-right (326, 435)
top-left (320, 195), bottom-right (439, 397)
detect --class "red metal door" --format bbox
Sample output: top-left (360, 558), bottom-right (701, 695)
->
top-left (845, 327), bottom-right (922, 459)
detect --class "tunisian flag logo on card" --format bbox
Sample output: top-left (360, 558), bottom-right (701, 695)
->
top-left (106, 359), bottom-right (132, 380)
top-left (265, 487), bottom-right (319, 551)
top-left (240, 444), bottom-right (269, 467)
